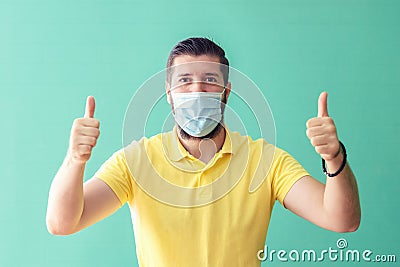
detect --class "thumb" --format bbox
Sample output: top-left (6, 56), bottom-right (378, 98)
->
top-left (84, 96), bottom-right (96, 118)
top-left (317, 92), bottom-right (329, 117)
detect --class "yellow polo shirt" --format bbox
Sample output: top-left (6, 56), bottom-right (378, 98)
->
top-left (95, 128), bottom-right (309, 266)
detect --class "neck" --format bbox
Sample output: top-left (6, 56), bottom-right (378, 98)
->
top-left (177, 126), bottom-right (226, 163)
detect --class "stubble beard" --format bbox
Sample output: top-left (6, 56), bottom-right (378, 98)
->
top-left (177, 120), bottom-right (224, 141)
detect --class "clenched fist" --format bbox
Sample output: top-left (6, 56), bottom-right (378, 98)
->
top-left (306, 92), bottom-right (340, 161)
top-left (68, 96), bottom-right (100, 163)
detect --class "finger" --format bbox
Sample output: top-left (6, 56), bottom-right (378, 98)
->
top-left (79, 126), bottom-right (100, 138)
top-left (74, 118), bottom-right (100, 128)
top-left (318, 91), bottom-right (329, 117)
top-left (310, 135), bottom-right (329, 147)
top-left (306, 117), bottom-right (324, 128)
top-left (77, 136), bottom-right (98, 147)
top-left (306, 126), bottom-right (326, 139)
top-left (84, 96), bottom-right (96, 118)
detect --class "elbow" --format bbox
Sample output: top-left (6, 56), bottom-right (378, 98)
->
top-left (331, 217), bottom-right (361, 233)
top-left (345, 210), bottom-right (362, 232)
top-left (46, 216), bottom-right (76, 236)
top-left (344, 219), bottom-right (361, 233)
top-left (333, 223), bottom-right (359, 233)
top-left (327, 206), bottom-right (361, 233)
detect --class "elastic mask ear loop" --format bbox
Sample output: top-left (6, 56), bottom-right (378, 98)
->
top-left (167, 91), bottom-right (171, 104)
top-left (221, 87), bottom-right (227, 103)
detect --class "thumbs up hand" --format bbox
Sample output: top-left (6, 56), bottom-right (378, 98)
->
top-left (69, 96), bottom-right (100, 163)
top-left (306, 92), bottom-right (340, 161)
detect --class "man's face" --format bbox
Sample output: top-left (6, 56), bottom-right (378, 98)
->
top-left (166, 55), bottom-right (232, 139)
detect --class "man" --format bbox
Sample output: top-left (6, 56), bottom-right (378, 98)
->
top-left (46, 37), bottom-right (360, 266)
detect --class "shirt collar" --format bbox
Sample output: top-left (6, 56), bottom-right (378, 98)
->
top-left (164, 126), bottom-right (235, 162)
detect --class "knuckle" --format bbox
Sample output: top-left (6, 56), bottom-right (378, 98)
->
top-left (72, 120), bottom-right (79, 129)
top-left (72, 120), bottom-right (83, 131)
top-left (306, 118), bottom-right (313, 128)
top-left (326, 123), bottom-right (334, 131)
top-left (74, 118), bottom-right (84, 125)
top-left (86, 146), bottom-right (93, 154)
top-left (329, 135), bottom-right (338, 143)
top-left (92, 119), bottom-right (100, 128)
top-left (306, 129), bottom-right (311, 138)
top-left (310, 137), bottom-right (317, 147)
top-left (90, 136), bottom-right (97, 146)
top-left (316, 146), bottom-right (325, 155)
top-left (325, 118), bottom-right (334, 127)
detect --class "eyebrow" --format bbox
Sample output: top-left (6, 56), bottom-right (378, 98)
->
top-left (176, 72), bottom-right (220, 77)
top-left (204, 72), bottom-right (220, 77)
top-left (176, 73), bottom-right (192, 77)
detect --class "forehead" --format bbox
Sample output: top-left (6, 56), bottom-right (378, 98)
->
top-left (172, 54), bottom-right (220, 65)
top-left (171, 55), bottom-right (222, 75)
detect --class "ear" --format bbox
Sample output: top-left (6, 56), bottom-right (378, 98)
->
top-left (224, 82), bottom-right (232, 102)
top-left (166, 80), bottom-right (172, 104)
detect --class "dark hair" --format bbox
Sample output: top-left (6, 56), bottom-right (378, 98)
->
top-left (166, 37), bottom-right (230, 85)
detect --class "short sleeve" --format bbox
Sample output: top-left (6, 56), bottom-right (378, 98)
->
top-left (94, 149), bottom-right (134, 206)
top-left (270, 148), bottom-right (310, 206)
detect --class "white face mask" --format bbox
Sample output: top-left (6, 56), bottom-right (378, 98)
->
top-left (170, 91), bottom-right (224, 137)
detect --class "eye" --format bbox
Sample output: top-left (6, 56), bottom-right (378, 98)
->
top-left (205, 77), bottom-right (217, 83)
top-left (178, 77), bottom-right (191, 83)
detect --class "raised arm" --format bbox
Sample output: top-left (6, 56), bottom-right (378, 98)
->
top-left (284, 92), bottom-right (361, 233)
top-left (46, 96), bottom-right (121, 235)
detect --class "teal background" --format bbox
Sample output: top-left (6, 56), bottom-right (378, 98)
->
top-left (1, 0), bottom-right (399, 266)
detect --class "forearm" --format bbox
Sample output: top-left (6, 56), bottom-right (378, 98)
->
top-left (46, 151), bottom-right (85, 235)
top-left (323, 152), bottom-right (361, 232)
